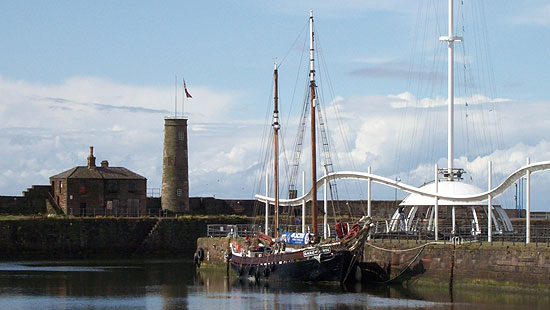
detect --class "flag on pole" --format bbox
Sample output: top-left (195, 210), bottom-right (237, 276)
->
top-left (183, 79), bottom-right (192, 98)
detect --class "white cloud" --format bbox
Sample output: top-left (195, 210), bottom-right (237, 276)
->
top-left (0, 75), bottom-right (242, 197)
top-left (510, 4), bottom-right (550, 27)
top-left (455, 140), bottom-right (550, 183)
top-left (318, 91), bottom-right (550, 210)
top-left (1, 75), bottom-right (549, 211)
top-left (389, 92), bottom-right (511, 109)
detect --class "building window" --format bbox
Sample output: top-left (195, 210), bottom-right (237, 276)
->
top-left (177, 188), bottom-right (182, 197)
top-left (128, 180), bottom-right (136, 193)
top-left (79, 181), bottom-right (86, 194)
top-left (107, 180), bottom-right (119, 193)
top-left (178, 131), bottom-right (185, 141)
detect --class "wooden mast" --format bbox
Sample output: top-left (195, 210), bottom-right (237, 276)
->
top-left (309, 10), bottom-right (318, 240)
top-left (273, 63), bottom-right (280, 238)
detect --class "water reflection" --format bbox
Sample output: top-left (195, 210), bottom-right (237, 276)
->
top-left (0, 260), bottom-right (548, 310)
top-left (0, 260), bottom-right (192, 310)
top-left (192, 270), bottom-right (450, 310)
top-left (194, 267), bottom-right (550, 310)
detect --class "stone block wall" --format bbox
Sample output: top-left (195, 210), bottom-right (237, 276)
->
top-left (0, 196), bottom-right (27, 214)
top-left (0, 185), bottom-right (51, 215)
top-left (0, 216), bottom-right (249, 259)
top-left (0, 218), bottom-right (157, 258)
top-left (361, 241), bottom-right (550, 288)
top-left (141, 216), bottom-right (251, 256)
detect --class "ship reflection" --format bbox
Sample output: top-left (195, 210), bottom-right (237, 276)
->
top-left (193, 268), bottom-right (445, 310)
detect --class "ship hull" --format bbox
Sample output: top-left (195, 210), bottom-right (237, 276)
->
top-left (230, 248), bottom-right (356, 282)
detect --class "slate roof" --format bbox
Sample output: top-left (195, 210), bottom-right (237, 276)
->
top-left (50, 166), bottom-right (146, 180)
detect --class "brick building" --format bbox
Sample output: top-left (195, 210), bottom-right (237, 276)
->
top-left (50, 147), bottom-right (147, 216)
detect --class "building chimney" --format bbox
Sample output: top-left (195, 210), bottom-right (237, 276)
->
top-left (101, 160), bottom-right (109, 168)
top-left (87, 146), bottom-right (96, 169)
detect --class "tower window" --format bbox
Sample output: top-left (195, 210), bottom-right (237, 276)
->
top-left (178, 131), bottom-right (185, 141)
top-left (177, 188), bottom-right (182, 197)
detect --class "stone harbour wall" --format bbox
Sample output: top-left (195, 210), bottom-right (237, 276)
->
top-left (0, 216), bottom-right (248, 259)
top-left (361, 240), bottom-right (550, 289)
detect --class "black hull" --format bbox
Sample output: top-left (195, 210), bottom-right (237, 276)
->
top-left (230, 249), bottom-right (355, 282)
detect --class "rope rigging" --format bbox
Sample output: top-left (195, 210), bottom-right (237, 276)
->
top-left (390, 0), bottom-right (509, 207)
top-left (252, 16), bottom-right (368, 234)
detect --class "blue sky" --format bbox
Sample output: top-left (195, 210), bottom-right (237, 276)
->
top-left (2, 1), bottom-right (549, 99)
top-left (1, 0), bottom-right (549, 211)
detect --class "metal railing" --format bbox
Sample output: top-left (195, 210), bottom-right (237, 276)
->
top-left (147, 188), bottom-right (161, 198)
top-left (206, 223), bottom-right (338, 239)
top-left (368, 221), bottom-right (550, 246)
top-left (531, 213), bottom-right (550, 219)
top-left (207, 224), bottom-right (262, 238)
top-left (207, 221), bottom-right (550, 246)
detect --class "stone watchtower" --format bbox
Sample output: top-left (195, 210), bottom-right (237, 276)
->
top-left (161, 118), bottom-right (189, 213)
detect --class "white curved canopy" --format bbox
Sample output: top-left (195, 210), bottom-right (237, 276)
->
top-left (256, 161), bottom-right (550, 207)
top-left (399, 181), bottom-right (488, 206)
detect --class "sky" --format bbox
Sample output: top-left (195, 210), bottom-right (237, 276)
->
top-left (1, 0), bottom-right (549, 211)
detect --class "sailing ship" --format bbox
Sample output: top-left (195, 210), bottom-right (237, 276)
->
top-left (229, 11), bottom-right (372, 283)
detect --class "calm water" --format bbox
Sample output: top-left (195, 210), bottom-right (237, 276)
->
top-left (0, 260), bottom-right (548, 310)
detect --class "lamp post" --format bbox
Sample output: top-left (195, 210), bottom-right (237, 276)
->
top-left (516, 177), bottom-right (526, 218)
top-left (514, 182), bottom-right (518, 218)
top-left (395, 177), bottom-right (401, 203)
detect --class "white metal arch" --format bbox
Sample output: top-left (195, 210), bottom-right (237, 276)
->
top-left (256, 161), bottom-right (550, 206)
top-left (257, 160), bottom-right (550, 243)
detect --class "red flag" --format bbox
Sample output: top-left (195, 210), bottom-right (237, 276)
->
top-left (184, 80), bottom-right (192, 98)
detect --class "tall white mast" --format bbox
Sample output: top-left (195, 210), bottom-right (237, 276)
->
top-left (440, 0), bottom-right (462, 179)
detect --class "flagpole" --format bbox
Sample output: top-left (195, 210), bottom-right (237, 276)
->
top-left (182, 79), bottom-right (192, 116)
top-left (185, 77), bottom-right (188, 117)
top-left (174, 75), bottom-right (177, 118)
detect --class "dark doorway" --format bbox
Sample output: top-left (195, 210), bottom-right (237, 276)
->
top-left (80, 203), bottom-right (86, 217)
